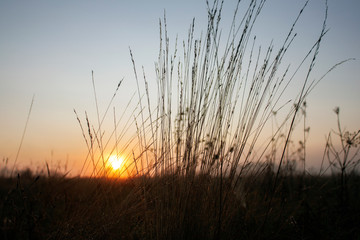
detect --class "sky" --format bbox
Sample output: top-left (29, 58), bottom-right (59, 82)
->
top-left (1, 0), bottom-right (359, 175)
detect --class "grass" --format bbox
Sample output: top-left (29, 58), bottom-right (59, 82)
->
top-left (1, 171), bottom-right (360, 239)
top-left (1, 0), bottom-right (359, 239)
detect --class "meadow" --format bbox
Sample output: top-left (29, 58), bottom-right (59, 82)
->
top-left (1, 0), bottom-right (360, 239)
top-left (1, 169), bottom-right (360, 239)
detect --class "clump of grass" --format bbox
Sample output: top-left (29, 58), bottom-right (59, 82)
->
top-left (67, 0), bottom-right (358, 239)
top-left (128, 0), bottom-right (332, 237)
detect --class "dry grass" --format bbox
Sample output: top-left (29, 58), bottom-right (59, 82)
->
top-left (1, 0), bottom-right (359, 239)
top-left (1, 172), bottom-right (360, 239)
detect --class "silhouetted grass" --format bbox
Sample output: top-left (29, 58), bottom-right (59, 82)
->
top-left (1, 0), bottom-right (359, 239)
top-left (1, 171), bottom-right (360, 239)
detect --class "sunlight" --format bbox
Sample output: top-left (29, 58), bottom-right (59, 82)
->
top-left (108, 155), bottom-right (124, 171)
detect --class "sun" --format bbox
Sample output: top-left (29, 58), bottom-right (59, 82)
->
top-left (108, 155), bottom-right (124, 171)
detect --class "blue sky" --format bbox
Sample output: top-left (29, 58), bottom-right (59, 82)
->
top-left (0, 0), bottom-right (359, 174)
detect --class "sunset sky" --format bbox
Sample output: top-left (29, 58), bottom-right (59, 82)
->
top-left (1, 0), bottom-right (359, 175)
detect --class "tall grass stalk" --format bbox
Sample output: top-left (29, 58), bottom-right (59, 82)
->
top-left (10, 95), bottom-right (35, 177)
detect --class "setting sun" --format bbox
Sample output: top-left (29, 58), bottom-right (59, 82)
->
top-left (108, 155), bottom-right (124, 171)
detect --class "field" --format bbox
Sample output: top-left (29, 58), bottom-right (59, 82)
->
top-left (1, 0), bottom-right (360, 239)
top-left (1, 171), bottom-right (360, 239)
